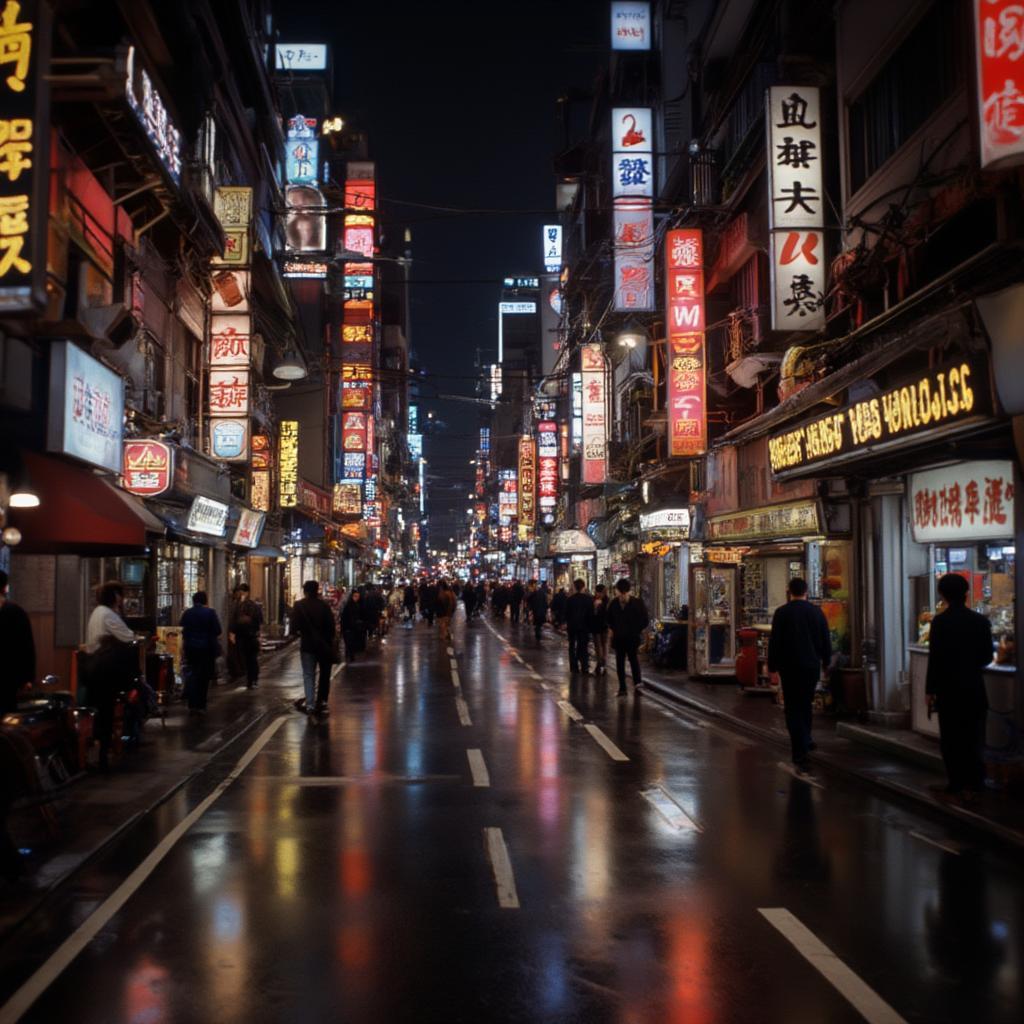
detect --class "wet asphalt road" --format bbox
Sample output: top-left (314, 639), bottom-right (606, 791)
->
top-left (0, 612), bottom-right (1021, 1023)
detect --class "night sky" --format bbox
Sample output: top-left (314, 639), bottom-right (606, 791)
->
top-left (278, 1), bottom-right (605, 540)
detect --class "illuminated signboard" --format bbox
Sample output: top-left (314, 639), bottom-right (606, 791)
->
top-left (580, 344), bottom-right (607, 484)
top-left (543, 225), bottom-right (562, 272)
top-left (767, 361), bottom-right (987, 475)
top-left (407, 433), bottom-right (423, 459)
top-left (708, 501), bottom-right (820, 542)
top-left (665, 228), bottom-right (707, 456)
top-left (0, 0), bottom-right (49, 312)
top-left (766, 86), bottom-right (825, 331)
top-left (639, 508), bottom-right (690, 541)
top-left (503, 277), bottom-right (539, 289)
top-left (284, 184), bottom-right (327, 253)
top-left (211, 187), bottom-right (252, 266)
top-left (537, 421), bottom-right (558, 522)
top-left (186, 495), bottom-right (229, 537)
top-left (333, 482), bottom-right (362, 515)
top-left (251, 470), bottom-right (271, 512)
top-left (122, 440), bottom-right (172, 496)
top-left (282, 259), bottom-right (329, 278)
top-left (285, 113), bottom-right (318, 186)
top-left (124, 46), bottom-right (182, 185)
top-left (518, 436), bottom-right (536, 531)
top-left (499, 301), bottom-right (537, 314)
top-left (210, 417), bottom-right (248, 462)
top-left (975, 1), bottom-right (1024, 169)
top-left (612, 107), bottom-right (654, 311)
top-left (499, 468), bottom-right (517, 526)
top-left (611, 1), bottom-right (651, 50)
top-left (208, 370), bottom-right (249, 415)
top-left (233, 508), bottom-right (266, 548)
top-left (571, 372), bottom-right (583, 451)
top-left (274, 44), bottom-right (328, 71)
top-left (910, 460), bottom-right (1014, 544)
top-left (279, 420), bottom-right (299, 507)
top-left (209, 314), bottom-right (250, 366)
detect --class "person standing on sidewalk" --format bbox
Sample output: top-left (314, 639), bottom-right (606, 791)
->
top-left (526, 580), bottom-right (548, 643)
top-left (926, 573), bottom-right (993, 800)
top-left (292, 580), bottom-right (338, 716)
top-left (590, 583), bottom-right (609, 675)
top-left (436, 581), bottom-right (457, 643)
top-left (180, 592), bottom-right (221, 715)
top-left (340, 588), bottom-right (366, 662)
top-left (419, 579), bottom-right (436, 627)
top-left (229, 584), bottom-right (263, 689)
top-left (606, 578), bottom-right (649, 696)
top-left (403, 581), bottom-right (418, 626)
top-left (768, 578), bottom-right (831, 774)
top-left (509, 579), bottom-right (524, 624)
top-left (0, 569), bottom-right (35, 714)
top-left (565, 579), bottom-right (592, 674)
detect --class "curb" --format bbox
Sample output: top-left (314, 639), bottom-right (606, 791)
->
top-left (641, 676), bottom-right (1024, 854)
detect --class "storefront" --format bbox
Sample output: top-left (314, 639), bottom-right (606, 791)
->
top-left (550, 529), bottom-right (597, 591)
top-left (638, 507), bottom-right (690, 620)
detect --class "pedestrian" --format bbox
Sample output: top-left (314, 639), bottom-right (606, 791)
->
top-left (363, 584), bottom-right (384, 639)
top-left (292, 579), bottom-right (338, 716)
top-left (420, 579), bottom-right (436, 626)
top-left (767, 577), bottom-right (831, 774)
top-left (606, 578), bottom-right (649, 697)
top-left (403, 580), bottom-right (418, 626)
top-left (475, 579), bottom-right (487, 617)
top-left (551, 587), bottom-right (568, 631)
top-left (526, 580), bottom-right (548, 643)
top-left (509, 579), bottom-right (524, 624)
top-left (83, 581), bottom-right (138, 770)
top-left (926, 573), bottom-right (994, 800)
top-left (493, 583), bottom-right (508, 619)
top-left (436, 580), bottom-right (457, 643)
top-left (387, 585), bottom-right (404, 629)
top-left (565, 578), bottom-right (592, 674)
top-left (228, 583), bottom-right (263, 689)
top-left (462, 581), bottom-right (476, 622)
top-left (340, 588), bottom-right (367, 662)
top-left (0, 569), bottom-right (35, 714)
top-left (179, 591), bottom-right (221, 715)
top-left (591, 583), bottom-right (609, 674)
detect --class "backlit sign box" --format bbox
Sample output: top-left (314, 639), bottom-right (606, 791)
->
top-left (125, 46), bottom-right (182, 186)
top-left (975, 1), bottom-right (1024, 169)
top-left (665, 229), bottom-right (707, 456)
top-left (123, 440), bottom-right (172, 496)
top-left (233, 508), bottom-right (266, 548)
top-left (611, 2), bottom-right (651, 50)
top-left (274, 44), bottom-right (328, 71)
top-left (187, 495), bottom-right (229, 537)
top-left (910, 460), bottom-right (1014, 543)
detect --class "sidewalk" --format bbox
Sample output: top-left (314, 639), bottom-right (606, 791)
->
top-left (640, 664), bottom-right (1024, 851)
top-left (0, 642), bottom-right (300, 943)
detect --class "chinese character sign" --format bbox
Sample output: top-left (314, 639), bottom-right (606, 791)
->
top-left (665, 229), bottom-right (707, 457)
top-left (766, 85), bottom-right (825, 330)
top-left (611, 1), bottom-right (650, 50)
top-left (285, 113), bottom-right (319, 186)
top-left (975, 0), bottom-right (1024, 169)
top-left (518, 436), bottom-right (536, 529)
top-left (208, 369), bottom-right (249, 415)
top-left (537, 420), bottom-right (558, 521)
top-left (209, 315), bottom-right (250, 366)
top-left (279, 421), bottom-right (299, 508)
top-left (211, 187), bottom-right (252, 266)
top-left (122, 440), bottom-right (172, 496)
top-left (612, 108), bottom-right (654, 312)
top-left (543, 224), bottom-right (562, 272)
top-left (580, 344), bottom-right (607, 484)
top-left (910, 460), bottom-right (1015, 543)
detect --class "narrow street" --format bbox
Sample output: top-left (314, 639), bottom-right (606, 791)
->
top-left (1, 615), bottom-right (1020, 1024)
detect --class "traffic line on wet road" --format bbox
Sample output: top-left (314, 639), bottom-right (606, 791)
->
top-left (467, 749), bottom-right (490, 787)
top-left (641, 784), bottom-right (703, 832)
top-left (908, 830), bottom-right (961, 856)
top-left (0, 715), bottom-right (289, 1024)
top-left (777, 761), bottom-right (824, 789)
top-left (557, 699), bottom-right (583, 723)
top-left (455, 695), bottom-right (473, 726)
top-left (484, 827), bottom-right (520, 908)
top-left (584, 724), bottom-right (630, 762)
top-left (758, 908), bottom-right (908, 1024)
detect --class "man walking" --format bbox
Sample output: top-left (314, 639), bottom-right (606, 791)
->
top-left (591, 583), bottom-right (609, 674)
top-left (436, 580), bottom-right (457, 643)
top-left (180, 591), bottom-right (221, 715)
top-left (606, 578), bottom-right (649, 696)
top-left (403, 580), bottom-right (418, 627)
top-left (767, 578), bottom-right (831, 774)
top-left (526, 580), bottom-right (548, 643)
top-left (0, 569), bottom-right (35, 714)
top-left (509, 579), bottom-right (524, 624)
top-left (927, 573), bottom-right (993, 800)
top-left (292, 579), bottom-right (337, 717)
top-left (229, 583), bottom-right (263, 689)
top-left (565, 579), bottom-right (592, 674)
top-left (420, 579), bottom-right (436, 626)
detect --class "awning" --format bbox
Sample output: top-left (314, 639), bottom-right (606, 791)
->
top-left (11, 450), bottom-right (165, 554)
top-left (551, 529), bottom-right (597, 555)
top-left (247, 544), bottom-right (288, 558)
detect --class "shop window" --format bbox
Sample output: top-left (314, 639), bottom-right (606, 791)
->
top-left (847, 0), bottom-right (966, 195)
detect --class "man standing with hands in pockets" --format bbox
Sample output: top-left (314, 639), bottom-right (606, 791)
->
top-left (767, 578), bottom-right (831, 775)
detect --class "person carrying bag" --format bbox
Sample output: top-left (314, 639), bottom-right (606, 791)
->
top-left (291, 580), bottom-right (338, 717)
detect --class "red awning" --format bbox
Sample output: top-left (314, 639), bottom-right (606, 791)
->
top-left (10, 451), bottom-right (165, 554)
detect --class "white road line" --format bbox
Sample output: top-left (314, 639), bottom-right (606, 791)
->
top-left (331, 663), bottom-right (344, 680)
top-left (0, 715), bottom-right (289, 1024)
top-left (777, 761), bottom-right (824, 790)
top-left (530, 672), bottom-right (543, 681)
top-left (908, 830), bottom-right (961, 856)
top-left (641, 784), bottom-right (703, 832)
top-left (584, 724), bottom-right (629, 762)
top-left (450, 658), bottom-right (459, 672)
top-left (556, 700), bottom-right (583, 723)
top-left (758, 909), bottom-right (908, 1024)
top-left (455, 695), bottom-right (473, 726)
top-left (467, 749), bottom-right (490, 787)
top-left (484, 827), bottom-right (520, 908)
top-left (447, 646), bottom-right (455, 656)
top-left (452, 671), bottom-right (461, 689)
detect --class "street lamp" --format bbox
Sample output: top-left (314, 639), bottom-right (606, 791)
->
top-left (272, 344), bottom-right (308, 381)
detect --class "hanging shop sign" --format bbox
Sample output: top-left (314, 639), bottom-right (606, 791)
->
top-left (639, 508), bottom-right (691, 541)
top-left (581, 344), bottom-right (608, 484)
top-left (211, 187), bottom-right (252, 266)
top-left (0, 0), bottom-right (49, 313)
top-left (124, 46), bottom-right (182, 186)
top-left (540, 272), bottom-right (562, 377)
top-left (251, 433), bottom-right (271, 469)
top-left (612, 107), bottom-right (654, 311)
top-left (122, 440), bottom-right (172, 496)
top-left (211, 269), bottom-right (249, 311)
top-left (332, 482), bottom-right (362, 516)
top-left (232, 508), bottom-right (266, 549)
top-left (518, 436), bottom-right (536, 531)
top-left (611, 1), bottom-right (651, 50)
top-left (274, 43), bottom-right (328, 71)
top-left (543, 224), bottom-right (562, 272)
top-left (766, 86), bottom-right (825, 331)
top-left (251, 470), bottom-right (271, 513)
top-left (284, 184), bottom-right (327, 254)
top-left (299, 480), bottom-right (331, 518)
top-left (768, 359), bottom-right (988, 475)
top-left (186, 495), bottom-right (229, 537)
top-left (47, 342), bottom-right (124, 473)
top-left (279, 420), bottom-right (299, 508)
top-left (975, 1), bottom-right (1024, 169)
top-left (210, 417), bottom-right (249, 462)
top-left (498, 469), bottom-right (517, 526)
top-left (208, 370), bottom-right (249, 416)
top-left (909, 460), bottom-right (1015, 544)
top-left (285, 113), bottom-right (318, 186)
top-left (571, 372), bottom-right (583, 452)
top-left (553, 529), bottom-right (596, 555)
top-left (209, 315), bottom-right (251, 365)
top-left (707, 501), bottom-right (821, 542)
top-left (665, 228), bottom-right (707, 456)
top-left (537, 420), bottom-right (559, 524)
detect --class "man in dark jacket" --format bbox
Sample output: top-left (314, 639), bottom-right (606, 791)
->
top-left (551, 588), bottom-right (568, 631)
top-left (292, 580), bottom-right (337, 715)
top-left (180, 591), bottom-right (221, 714)
top-left (341, 589), bottom-right (366, 662)
top-left (0, 569), bottom-right (35, 714)
top-left (403, 582), bottom-right (418, 626)
top-left (767, 578), bottom-right (831, 773)
top-left (927, 573), bottom-right (993, 799)
top-left (606, 578), bottom-right (649, 696)
top-left (565, 579), bottom-right (593, 674)
top-left (509, 580), bottom-right (524, 624)
top-left (591, 584), bottom-right (610, 674)
top-left (228, 583), bottom-right (263, 688)
top-left (419, 580), bottom-right (436, 626)
top-left (526, 581), bottom-right (548, 643)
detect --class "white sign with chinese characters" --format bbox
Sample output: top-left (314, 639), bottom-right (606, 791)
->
top-left (187, 495), bottom-right (229, 537)
top-left (611, 108), bottom-right (653, 200)
top-left (274, 44), bottom-right (328, 71)
top-left (909, 460), bottom-right (1015, 543)
top-left (543, 224), bottom-right (562, 272)
top-left (612, 107), bottom-right (654, 312)
top-left (209, 315), bottom-right (251, 366)
top-left (974, 1), bottom-right (1024, 170)
top-left (766, 86), bottom-right (825, 331)
top-left (499, 301), bottom-right (537, 314)
top-left (580, 344), bottom-right (607, 485)
top-left (611, 2), bottom-right (651, 50)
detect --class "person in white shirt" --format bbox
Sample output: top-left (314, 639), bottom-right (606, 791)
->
top-left (85, 583), bottom-right (135, 653)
